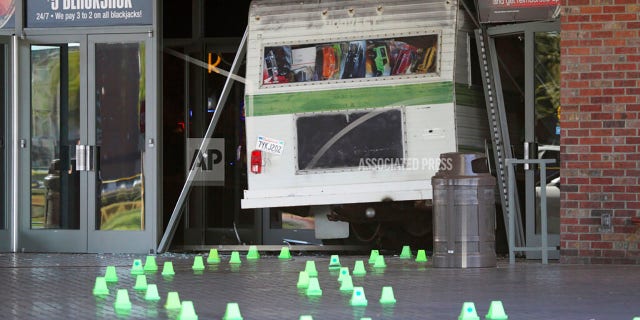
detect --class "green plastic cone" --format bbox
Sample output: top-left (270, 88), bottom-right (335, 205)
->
top-left (104, 266), bottom-right (118, 283)
top-left (485, 300), bottom-right (508, 320)
top-left (165, 291), bottom-right (182, 310)
top-left (131, 259), bottom-right (144, 275)
top-left (379, 286), bottom-right (397, 305)
top-left (373, 255), bottom-right (386, 268)
top-left (337, 267), bottom-right (350, 282)
top-left (246, 245), bottom-right (260, 260)
top-left (349, 287), bottom-right (368, 306)
top-left (114, 289), bottom-right (132, 312)
top-left (328, 255), bottom-right (341, 269)
top-left (207, 249), bottom-right (221, 264)
top-left (223, 302), bottom-right (243, 320)
top-left (92, 277), bottom-right (109, 296)
top-left (339, 275), bottom-right (354, 292)
top-left (144, 284), bottom-right (161, 301)
top-left (192, 256), bottom-right (205, 271)
top-left (143, 255), bottom-right (158, 272)
top-left (400, 245), bottom-right (412, 259)
top-left (278, 247), bottom-right (292, 260)
top-left (133, 274), bottom-right (148, 291)
top-left (230, 251), bottom-right (242, 264)
top-left (297, 271), bottom-right (310, 289)
top-left (299, 316), bottom-right (314, 320)
top-left (304, 260), bottom-right (318, 277)
top-left (162, 261), bottom-right (175, 276)
top-left (368, 250), bottom-right (379, 264)
top-left (459, 302), bottom-right (480, 320)
top-left (178, 301), bottom-right (198, 320)
top-left (306, 277), bottom-right (323, 296)
top-left (416, 249), bottom-right (428, 262)
top-left (352, 260), bottom-right (367, 276)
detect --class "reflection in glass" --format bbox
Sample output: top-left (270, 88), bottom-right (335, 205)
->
top-left (534, 31), bottom-right (560, 234)
top-left (534, 31), bottom-right (560, 148)
top-left (30, 44), bottom-right (81, 229)
top-left (95, 42), bottom-right (145, 230)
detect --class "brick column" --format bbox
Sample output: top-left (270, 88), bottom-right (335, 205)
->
top-left (560, 0), bottom-right (640, 264)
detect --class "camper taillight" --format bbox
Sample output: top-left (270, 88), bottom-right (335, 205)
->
top-left (250, 150), bottom-right (262, 174)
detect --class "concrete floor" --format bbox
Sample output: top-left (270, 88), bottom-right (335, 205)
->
top-left (0, 251), bottom-right (639, 319)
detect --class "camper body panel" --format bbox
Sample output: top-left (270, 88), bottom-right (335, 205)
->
top-left (242, 0), bottom-right (486, 209)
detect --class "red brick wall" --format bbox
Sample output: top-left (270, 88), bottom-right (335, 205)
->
top-left (560, 0), bottom-right (640, 264)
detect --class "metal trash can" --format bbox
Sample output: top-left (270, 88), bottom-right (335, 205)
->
top-left (432, 152), bottom-right (496, 268)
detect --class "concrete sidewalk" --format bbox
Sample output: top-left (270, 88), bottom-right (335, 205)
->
top-left (0, 252), bottom-right (638, 319)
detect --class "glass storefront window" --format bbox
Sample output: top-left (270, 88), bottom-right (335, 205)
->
top-left (30, 44), bottom-right (81, 230)
top-left (94, 42), bottom-right (146, 231)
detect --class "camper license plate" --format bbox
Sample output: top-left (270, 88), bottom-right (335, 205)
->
top-left (256, 136), bottom-right (285, 155)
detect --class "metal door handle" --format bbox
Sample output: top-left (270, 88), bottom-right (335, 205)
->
top-left (75, 145), bottom-right (96, 171)
top-left (76, 145), bottom-right (86, 171)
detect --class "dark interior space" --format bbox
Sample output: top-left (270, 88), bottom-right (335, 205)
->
top-left (161, 1), bottom-right (252, 247)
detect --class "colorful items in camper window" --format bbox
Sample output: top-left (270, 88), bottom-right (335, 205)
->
top-left (366, 41), bottom-right (391, 77)
top-left (316, 45), bottom-right (341, 80)
top-left (263, 46), bottom-right (292, 84)
top-left (261, 35), bottom-right (438, 85)
top-left (389, 41), bottom-right (417, 75)
top-left (291, 46), bottom-right (317, 82)
top-left (341, 41), bottom-right (366, 79)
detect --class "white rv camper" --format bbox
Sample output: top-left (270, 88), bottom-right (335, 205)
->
top-left (242, 0), bottom-right (488, 244)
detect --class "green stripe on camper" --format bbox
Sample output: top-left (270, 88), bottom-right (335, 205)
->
top-left (247, 81), bottom-right (454, 116)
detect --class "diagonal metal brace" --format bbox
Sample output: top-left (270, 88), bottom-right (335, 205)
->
top-left (157, 28), bottom-right (248, 253)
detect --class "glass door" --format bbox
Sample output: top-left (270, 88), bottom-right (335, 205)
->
top-left (20, 37), bottom-right (85, 252)
top-left (19, 34), bottom-right (155, 253)
top-left (87, 34), bottom-right (155, 253)
top-left (489, 22), bottom-right (560, 259)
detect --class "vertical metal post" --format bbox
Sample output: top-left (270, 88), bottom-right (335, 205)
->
top-left (10, 35), bottom-right (18, 252)
top-left (507, 159), bottom-right (515, 264)
top-left (540, 162), bottom-right (548, 264)
top-left (157, 28), bottom-right (248, 253)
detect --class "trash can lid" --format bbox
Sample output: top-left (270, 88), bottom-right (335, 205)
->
top-left (434, 152), bottom-right (490, 178)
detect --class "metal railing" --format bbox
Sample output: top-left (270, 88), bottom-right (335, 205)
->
top-left (506, 158), bottom-right (556, 264)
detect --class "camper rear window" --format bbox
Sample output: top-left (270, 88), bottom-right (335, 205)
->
top-left (296, 109), bottom-right (404, 171)
top-left (262, 35), bottom-right (438, 86)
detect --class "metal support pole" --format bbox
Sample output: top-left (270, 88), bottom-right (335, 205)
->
top-left (540, 162), bottom-right (548, 264)
top-left (11, 35), bottom-right (19, 252)
top-left (507, 160), bottom-right (516, 264)
top-left (157, 28), bottom-right (248, 253)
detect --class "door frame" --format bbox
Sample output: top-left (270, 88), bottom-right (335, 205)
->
top-left (486, 20), bottom-right (561, 259)
top-left (0, 36), bottom-right (10, 252)
top-left (18, 33), bottom-right (157, 253)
